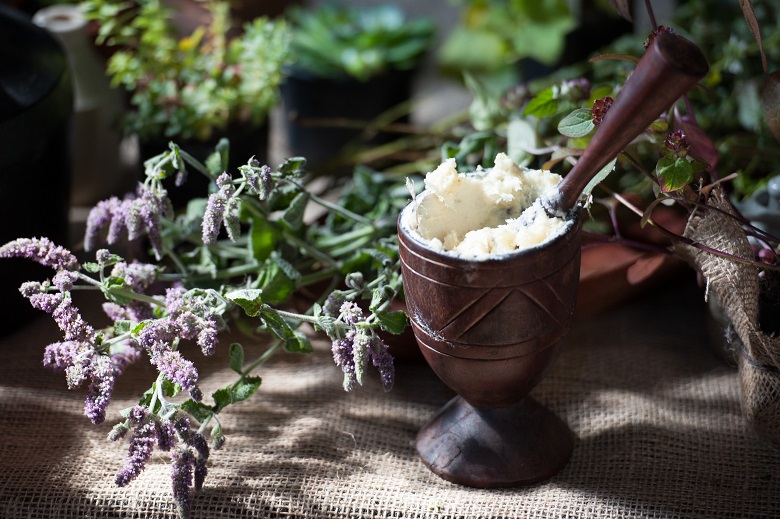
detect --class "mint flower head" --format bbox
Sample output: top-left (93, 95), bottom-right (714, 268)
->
top-left (202, 172), bottom-right (241, 245)
top-left (0, 237), bottom-right (79, 271)
top-left (331, 302), bottom-right (394, 392)
top-left (85, 184), bottom-right (172, 260)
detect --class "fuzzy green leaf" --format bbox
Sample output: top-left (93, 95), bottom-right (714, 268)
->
top-left (228, 343), bottom-right (244, 374)
top-left (657, 156), bottom-right (693, 192)
top-left (557, 108), bottom-right (595, 138)
top-left (375, 309), bottom-right (408, 335)
top-left (179, 399), bottom-right (213, 423)
top-left (232, 376), bottom-right (262, 402)
top-left (523, 87), bottom-right (558, 118)
top-left (225, 288), bottom-right (264, 316)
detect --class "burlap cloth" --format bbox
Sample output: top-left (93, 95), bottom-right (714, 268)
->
top-left (1, 280), bottom-right (779, 518)
top-left (675, 189), bottom-right (780, 444)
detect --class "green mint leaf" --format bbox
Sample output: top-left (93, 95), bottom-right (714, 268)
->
top-left (83, 262), bottom-right (101, 273)
top-left (225, 289), bottom-right (264, 317)
top-left (313, 303), bottom-right (336, 335)
top-left (557, 108), bottom-right (595, 138)
top-left (523, 87), bottom-right (558, 118)
top-left (255, 255), bottom-right (299, 305)
top-left (285, 330), bottom-right (313, 354)
top-left (228, 343), bottom-right (244, 374)
top-left (657, 156), bottom-right (693, 192)
top-left (211, 388), bottom-right (233, 413)
top-left (232, 376), bottom-right (262, 402)
top-left (160, 377), bottom-right (180, 398)
top-left (113, 320), bottom-right (135, 335)
top-left (281, 191), bottom-right (309, 232)
top-left (278, 157), bottom-right (306, 176)
top-left (180, 399), bottom-right (214, 424)
top-left (376, 309), bottom-right (408, 335)
top-left (249, 217), bottom-right (280, 262)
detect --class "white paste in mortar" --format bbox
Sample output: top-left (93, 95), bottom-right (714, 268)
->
top-left (402, 153), bottom-right (570, 260)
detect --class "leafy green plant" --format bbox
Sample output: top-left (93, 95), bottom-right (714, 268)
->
top-left (437, 0), bottom-right (780, 271)
top-left (82, 0), bottom-right (290, 141)
top-left (285, 3), bottom-right (435, 81)
top-left (439, 0), bottom-right (577, 79)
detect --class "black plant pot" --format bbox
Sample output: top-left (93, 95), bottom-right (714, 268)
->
top-left (138, 121), bottom-right (269, 209)
top-left (0, 5), bottom-right (72, 336)
top-left (280, 66), bottom-right (415, 176)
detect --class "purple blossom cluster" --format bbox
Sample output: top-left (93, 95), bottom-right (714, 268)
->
top-left (0, 237), bottom-right (79, 271)
top-left (42, 334), bottom-right (139, 424)
top-left (113, 408), bottom-right (210, 517)
top-left (202, 172), bottom-right (242, 244)
top-left (85, 183), bottom-right (173, 259)
top-left (132, 288), bottom-right (224, 401)
top-left (243, 162), bottom-right (274, 200)
top-left (330, 302), bottom-right (394, 392)
top-left (102, 260), bottom-right (160, 322)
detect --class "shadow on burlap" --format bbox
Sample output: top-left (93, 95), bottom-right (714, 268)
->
top-left (0, 275), bottom-right (779, 518)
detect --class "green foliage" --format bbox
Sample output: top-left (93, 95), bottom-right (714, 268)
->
top-left (439, 0), bottom-right (577, 76)
top-left (286, 3), bottom-right (435, 81)
top-left (81, 0), bottom-right (290, 141)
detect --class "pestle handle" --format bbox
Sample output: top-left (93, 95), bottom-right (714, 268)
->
top-left (545, 31), bottom-right (709, 215)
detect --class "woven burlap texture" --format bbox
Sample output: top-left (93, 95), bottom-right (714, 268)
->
top-left (1, 284), bottom-right (779, 518)
top-left (675, 188), bottom-right (780, 443)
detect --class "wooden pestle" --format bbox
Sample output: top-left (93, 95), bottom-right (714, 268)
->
top-left (543, 31), bottom-right (709, 216)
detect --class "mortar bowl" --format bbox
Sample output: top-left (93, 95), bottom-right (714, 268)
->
top-left (397, 202), bottom-right (582, 487)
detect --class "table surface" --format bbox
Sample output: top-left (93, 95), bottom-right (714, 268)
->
top-left (1, 278), bottom-right (778, 519)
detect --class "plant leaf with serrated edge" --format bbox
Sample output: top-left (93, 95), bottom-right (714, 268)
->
top-left (229, 343), bottom-right (244, 373)
top-left (558, 108), bottom-right (594, 138)
top-left (232, 376), bottom-right (261, 402)
top-left (285, 330), bottom-right (312, 354)
top-left (657, 156), bottom-right (693, 192)
top-left (376, 309), bottom-right (408, 335)
top-left (212, 388), bottom-right (232, 413)
top-left (281, 191), bottom-right (309, 231)
top-left (278, 157), bottom-right (306, 175)
top-left (113, 320), bottom-right (135, 335)
top-left (225, 288), bottom-right (263, 316)
top-left (179, 399), bottom-right (212, 423)
top-left (523, 87), bottom-right (558, 118)
top-left (312, 303), bottom-right (336, 335)
top-left (83, 262), bottom-right (101, 273)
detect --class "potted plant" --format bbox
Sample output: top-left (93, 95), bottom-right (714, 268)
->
top-left (279, 2), bottom-right (435, 175)
top-left (81, 0), bottom-right (290, 204)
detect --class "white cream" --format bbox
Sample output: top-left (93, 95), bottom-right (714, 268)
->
top-left (402, 153), bottom-right (570, 260)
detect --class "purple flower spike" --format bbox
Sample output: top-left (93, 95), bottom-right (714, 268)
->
top-left (332, 333), bottom-right (357, 392)
top-left (85, 197), bottom-right (125, 251)
top-left (153, 350), bottom-right (200, 397)
top-left (84, 355), bottom-right (117, 425)
top-left (202, 191), bottom-right (227, 245)
top-left (171, 448), bottom-right (195, 519)
top-left (369, 336), bottom-right (395, 392)
top-left (115, 420), bottom-right (157, 487)
top-left (0, 237), bottom-right (79, 271)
